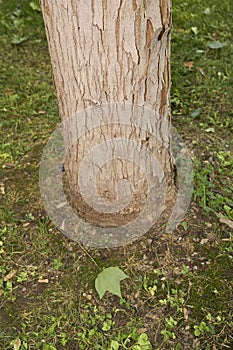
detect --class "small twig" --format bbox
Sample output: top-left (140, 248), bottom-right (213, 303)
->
top-left (77, 241), bottom-right (100, 269)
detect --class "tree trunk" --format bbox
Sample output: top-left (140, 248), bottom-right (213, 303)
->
top-left (40, 0), bottom-right (175, 240)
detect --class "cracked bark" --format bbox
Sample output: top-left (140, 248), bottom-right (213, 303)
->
top-left (40, 0), bottom-right (174, 228)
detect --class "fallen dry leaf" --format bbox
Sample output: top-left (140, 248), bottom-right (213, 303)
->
top-left (211, 32), bottom-right (218, 40)
top-left (219, 215), bottom-right (233, 229)
top-left (183, 307), bottom-right (189, 320)
top-left (56, 201), bottom-right (68, 209)
top-left (200, 238), bottom-right (209, 245)
top-left (4, 270), bottom-right (17, 281)
top-left (137, 328), bottom-right (147, 334)
top-left (14, 338), bottom-right (21, 350)
top-left (38, 279), bottom-right (49, 284)
top-left (184, 61), bottom-right (194, 70)
top-left (0, 182), bottom-right (5, 195)
top-left (198, 67), bottom-right (205, 76)
top-left (60, 219), bottom-right (66, 231)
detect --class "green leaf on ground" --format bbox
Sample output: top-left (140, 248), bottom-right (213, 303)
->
top-left (95, 267), bottom-right (129, 299)
top-left (11, 36), bottom-right (27, 45)
top-left (30, 1), bottom-right (41, 12)
top-left (191, 108), bottom-right (202, 118)
top-left (208, 41), bottom-right (227, 49)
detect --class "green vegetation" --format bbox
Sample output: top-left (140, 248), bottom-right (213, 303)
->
top-left (0, 0), bottom-right (232, 349)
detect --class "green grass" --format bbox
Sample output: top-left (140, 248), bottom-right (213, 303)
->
top-left (0, 0), bottom-right (232, 349)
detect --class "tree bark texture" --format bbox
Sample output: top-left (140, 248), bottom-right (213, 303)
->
top-left (40, 0), bottom-right (174, 228)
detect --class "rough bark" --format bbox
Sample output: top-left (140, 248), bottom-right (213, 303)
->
top-left (40, 0), bottom-right (174, 227)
